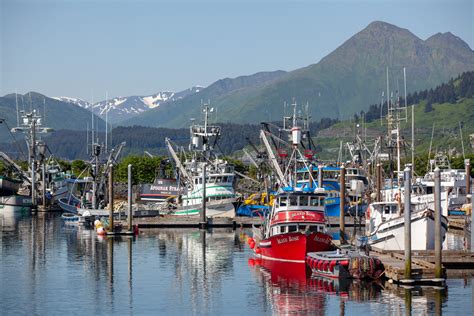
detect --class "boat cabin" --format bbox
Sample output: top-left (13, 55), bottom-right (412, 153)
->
top-left (268, 192), bottom-right (327, 237)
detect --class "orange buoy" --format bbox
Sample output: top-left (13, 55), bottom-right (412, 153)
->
top-left (255, 247), bottom-right (261, 254)
top-left (249, 240), bottom-right (255, 249)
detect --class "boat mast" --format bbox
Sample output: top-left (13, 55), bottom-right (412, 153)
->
top-left (105, 91), bottom-right (108, 154)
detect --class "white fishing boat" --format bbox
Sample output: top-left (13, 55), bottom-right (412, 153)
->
top-left (0, 195), bottom-right (33, 220)
top-left (364, 201), bottom-right (448, 251)
top-left (165, 104), bottom-right (237, 218)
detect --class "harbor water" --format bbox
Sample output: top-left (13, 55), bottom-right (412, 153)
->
top-left (1, 212), bottom-right (473, 315)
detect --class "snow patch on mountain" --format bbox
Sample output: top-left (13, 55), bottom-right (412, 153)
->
top-left (52, 96), bottom-right (92, 109)
top-left (54, 86), bottom-right (202, 123)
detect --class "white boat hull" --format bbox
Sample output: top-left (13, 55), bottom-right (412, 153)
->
top-left (368, 210), bottom-right (448, 251)
top-left (173, 198), bottom-right (236, 218)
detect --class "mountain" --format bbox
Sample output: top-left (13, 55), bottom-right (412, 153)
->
top-left (121, 70), bottom-right (287, 127)
top-left (121, 21), bottom-right (474, 128)
top-left (54, 86), bottom-right (203, 124)
top-left (0, 92), bottom-right (106, 143)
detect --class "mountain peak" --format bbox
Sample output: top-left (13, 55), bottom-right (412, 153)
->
top-left (360, 21), bottom-right (417, 40)
top-left (426, 32), bottom-right (472, 51)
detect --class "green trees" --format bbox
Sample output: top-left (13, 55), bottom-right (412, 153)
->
top-left (115, 155), bottom-right (163, 184)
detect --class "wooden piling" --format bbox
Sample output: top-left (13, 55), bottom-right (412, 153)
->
top-left (434, 167), bottom-right (442, 278)
top-left (317, 165), bottom-right (323, 189)
top-left (200, 164), bottom-right (207, 229)
top-left (471, 185), bottom-right (474, 252)
top-left (404, 166), bottom-right (412, 279)
top-left (376, 163), bottom-right (382, 202)
top-left (466, 159), bottom-right (471, 203)
top-left (42, 163), bottom-right (46, 209)
top-left (127, 164), bottom-right (133, 232)
top-left (339, 164), bottom-right (346, 243)
top-left (108, 164), bottom-right (114, 231)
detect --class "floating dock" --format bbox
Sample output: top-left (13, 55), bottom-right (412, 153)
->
top-left (114, 215), bottom-right (365, 229)
top-left (370, 247), bottom-right (474, 285)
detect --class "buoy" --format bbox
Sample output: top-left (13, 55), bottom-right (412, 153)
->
top-left (247, 237), bottom-right (254, 245)
top-left (249, 241), bottom-right (255, 249)
top-left (329, 260), bottom-right (336, 272)
top-left (317, 260), bottom-right (324, 271)
top-left (340, 260), bottom-right (349, 266)
top-left (248, 258), bottom-right (255, 266)
top-left (322, 261), bottom-right (329, 271)
top-left (255, 247), bottom-right (261, 254)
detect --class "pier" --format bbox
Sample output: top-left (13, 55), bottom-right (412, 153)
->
top-left (370, 247), bottom-right (474, 284)
top-left (111, 214), bottom-right (365, 229)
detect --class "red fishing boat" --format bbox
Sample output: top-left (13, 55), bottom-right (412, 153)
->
top-left (251, 188), bottom-right (334, 262)
top-left (249, 103), bottom-right (335, 262)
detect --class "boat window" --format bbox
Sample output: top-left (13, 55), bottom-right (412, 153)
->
top-left (199, 178), bottom-right (203, 184)
top-left (307, 226), bottom-right (319, 232)
top-left (208, 177), bottom-right (215, 184)
top-left (290, 196), bottom-right (298, 206)
top-left (280, 226), bottom-right (286, 233)
top-left (228, 176), bottom-right (233, 182)
top-left (216, 176), bottom-right (222, 183)
top-left (310, 197), bottom-right (319, 206)
top-left (288, 225), bottom-right (297, 232)
top-left (195, 179), bottom-right (198, 184)
top-left (300, 196), bottom-right (309, 206)
top-left (279, 197), bottom-right (287, 207)
top-left (426, 187), bottom-right (433, 194)
top-left (222, 176), bottom-right (228, 182)
top-left (297, 172), bottom-right (304, 181)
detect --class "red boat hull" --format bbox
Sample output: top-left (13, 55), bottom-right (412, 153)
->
top-left (256, 232), bottom-right (333, 262)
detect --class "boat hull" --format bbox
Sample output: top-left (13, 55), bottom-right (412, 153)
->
top-left (368, 210), bottom-right (448, 251)
top-left (0, 195), bottom-right (33, 209)
top-left (256, 231), bottom-right (333, 263)
top-left (173, 198), bottom-right (236, 218)
top-left (58, 197), bottom-right (80, 214)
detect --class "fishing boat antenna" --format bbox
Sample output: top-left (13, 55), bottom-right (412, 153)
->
top-left (91, 90), bottom-right (95, 156)
top-left (459, 121), bottom-right (466, 159)
top-left (29, 92), bottom-right (32, 112)
top-left (86, 122), bottom-right (89, 155)
top-left (15, 90), bottom-right (20, 127)
top-left (427, 122), bottom-right (435, 172)
top-left (105, 91), bottom-right (108, 154)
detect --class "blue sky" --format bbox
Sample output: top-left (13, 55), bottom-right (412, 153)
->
top-left (1, 0), bottom-right (472, 102)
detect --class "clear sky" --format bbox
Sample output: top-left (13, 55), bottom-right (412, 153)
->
top-left (1, 0), bottom-right (472, 102)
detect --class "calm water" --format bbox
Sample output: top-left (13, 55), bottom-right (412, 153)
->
top-left (1, 212), bottom-right (473, 315)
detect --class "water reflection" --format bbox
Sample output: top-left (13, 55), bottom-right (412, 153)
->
top-left (0, 214), bottom-right (472, 315)
top-left (248, 258), bottom-right (384, 314)
top-left (381, 282), bottom-right (447, 315)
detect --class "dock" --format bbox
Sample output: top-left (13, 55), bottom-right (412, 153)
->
top-left (370, 247), bottom-right (474, 285)
top-left (113, 214), bottom-right (365, 229)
